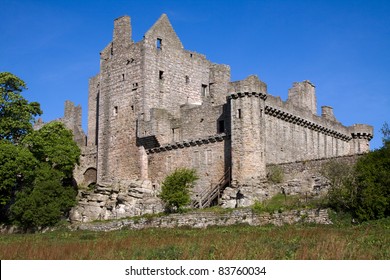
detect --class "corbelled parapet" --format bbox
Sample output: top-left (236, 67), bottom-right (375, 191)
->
top-left (348, 124), bottom-right (374, 153)
top-left (349, 124), bottom-right (374, 140)
top-left (228, 91), bottom-right (267, 101)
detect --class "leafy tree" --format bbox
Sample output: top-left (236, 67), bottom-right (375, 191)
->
top-left (0, 72), bottom-right (42, 143)
top-left (353, 140), bottom-right (390, 221)
top-left (322, 123), bottom-right (390, 222)
top-left (381, 122), bottom-right (390, 144)
top-left (10, 165), bottom-right (77, 228)
top-left (0, 141), bottom-right (37, 210)
top-left (159, 168), bottom-right (198, 213)
top-left (22, 122), bottom-right (80, 178)
top-left (321, 159), bottom-right (357, 212)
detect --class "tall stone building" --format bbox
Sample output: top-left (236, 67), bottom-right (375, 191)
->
top-left (66, 14), bottom-right (373, 221)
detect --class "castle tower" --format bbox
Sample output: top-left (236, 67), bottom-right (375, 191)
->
top-left (229, 89), bottom-right (267, 186)
top-left (94, 15), bottom-right (142, 184)
top-left (349, 124), bottom-right (374, 154)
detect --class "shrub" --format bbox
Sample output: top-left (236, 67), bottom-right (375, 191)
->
top-left (158, 168), bottom-right (198, 213)
top-left (267, 165), bottom-right (284, 184)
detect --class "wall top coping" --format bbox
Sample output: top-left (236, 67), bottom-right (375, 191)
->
top-left (147, 133), bottom-right (226, 154)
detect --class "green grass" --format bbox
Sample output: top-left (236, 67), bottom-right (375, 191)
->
top-left (1, 215), bottom-right (389, 260)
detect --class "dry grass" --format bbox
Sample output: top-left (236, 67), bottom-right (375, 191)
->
top-left (1, 217), bottom-right (389, 260)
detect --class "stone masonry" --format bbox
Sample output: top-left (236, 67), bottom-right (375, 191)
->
top-left (59, 14), bottom-right (373, 222)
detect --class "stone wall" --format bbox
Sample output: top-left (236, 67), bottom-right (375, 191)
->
top-left (147, 135), bottom-right (227, 194)
top-left (71, 208), bottom-right (331, 232)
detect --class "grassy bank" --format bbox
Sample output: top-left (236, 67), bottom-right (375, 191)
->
top-left (0, 215), bottom-right (389, 260)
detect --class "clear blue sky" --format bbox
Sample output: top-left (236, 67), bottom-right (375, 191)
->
top-left (1, 0), bottom-right (389, 149)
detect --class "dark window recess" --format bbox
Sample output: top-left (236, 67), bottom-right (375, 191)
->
top-left (133, 83), bottom-right (138, 88)
top-left (131, 105), bottom-right (134, 111)
top-left (156, 38), bottom-right (162, 50)
top-left (185, 75), bottom-right (190, 84)
top-left (122, 74), bottom-right (125, 81)
top-left (113, 106), bottom-right (118, 116)
top-left (218, 120), bottom-right (225, 133)
top-left (127, 58), bottom-right (134, 64)
top-left (237, 109), bottom-right (242, 119)
top-left (159, 71), bottom-right (164, 80)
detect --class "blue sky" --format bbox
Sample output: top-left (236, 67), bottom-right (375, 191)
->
top-left (1, 0), bottom-right (389, 149)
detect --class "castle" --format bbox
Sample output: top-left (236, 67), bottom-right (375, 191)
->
top-left (63, 14), bottom-right (373, 221)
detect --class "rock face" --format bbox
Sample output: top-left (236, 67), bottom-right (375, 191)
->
top-left (69, 180), bottom-right (164, 222)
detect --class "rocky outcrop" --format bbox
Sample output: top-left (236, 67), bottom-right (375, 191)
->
top-left (69, 180), bottom-right (164, 222)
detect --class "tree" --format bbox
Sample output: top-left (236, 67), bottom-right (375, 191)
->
top-left (10, 165), bottom-right (77, 228)
top-left (0, 72), bottom-right (42, 143)
top-left (321, 159), bottom-right (357, 212)
top-left (0, 141), bottom-right (37, 210)
top-left (322, 123), bottom-right (390, 222)
top-left (7, 122), bottom-right (81, 227)
top-left (381, 122), bottom-right (390, 145)
top-left (353, 140), bottom-right (390, 221)
top-left (159, 168), bottom-right (198, 213)
top-left (22, 122), bottom-right (80, 178)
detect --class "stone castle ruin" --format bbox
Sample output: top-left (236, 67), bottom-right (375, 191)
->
top-left (59, 14), bottom-right (373, 222)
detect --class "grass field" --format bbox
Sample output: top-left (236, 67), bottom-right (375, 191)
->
top-left (0, 213), bottom-right (389, 260)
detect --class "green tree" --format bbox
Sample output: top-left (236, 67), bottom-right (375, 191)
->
top-left (0, 72), bottom-right (42, 143)
top-left (353, 139), bottom-right (390, 221)
top-left (0, 141), bottom-right (37, 210)
top-left (159, 168), bottom-right (198, 213)
top-left (22, 122), bottom-right (80, 178)
top-left (10, 165), bottom-right (77, 228)
top-left (321, 159), bottom-right (357, 212)
top-left (322, 123), bottom-right (390, 222)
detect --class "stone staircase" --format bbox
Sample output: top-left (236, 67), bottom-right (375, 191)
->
top-left (191, 168), bottom-right (231, 209)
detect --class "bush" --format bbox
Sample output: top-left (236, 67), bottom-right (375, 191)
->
top-left (267, 165), bottom-right (284, 184)
top-left (321, 132), bottom-right (390, 222)
top-left (320, 159), bottom-right (356, 213)
top-left (158, 168), bottom-right (198, 213)
top-left (10, 165), bottom-right (77, 228)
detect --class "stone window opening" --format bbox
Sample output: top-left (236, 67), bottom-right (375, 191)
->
top-left (218, 120), bottom-right (225, 133)
top-left (131, 105), bottom-right (134, 111)
top-left (159, 71), bottom-right (164, 80)
top-left (237, 109), bottom-right (242, 119)
top-left (185, 75), bottom-right (190, 84)
top-left (122, 74), bottom-right (125, 81)
top-left (201, 84), bottom-right (208, 97)
top-left (113, 106), bottom-right (118, 117)
top-left (156, 38), bottom-right (162, 50)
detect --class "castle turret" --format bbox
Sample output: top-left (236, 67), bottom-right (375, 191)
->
top-left (348, 124), bottom-right (374, 154)
top-left (229, 88), bottom-right (267, 186)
